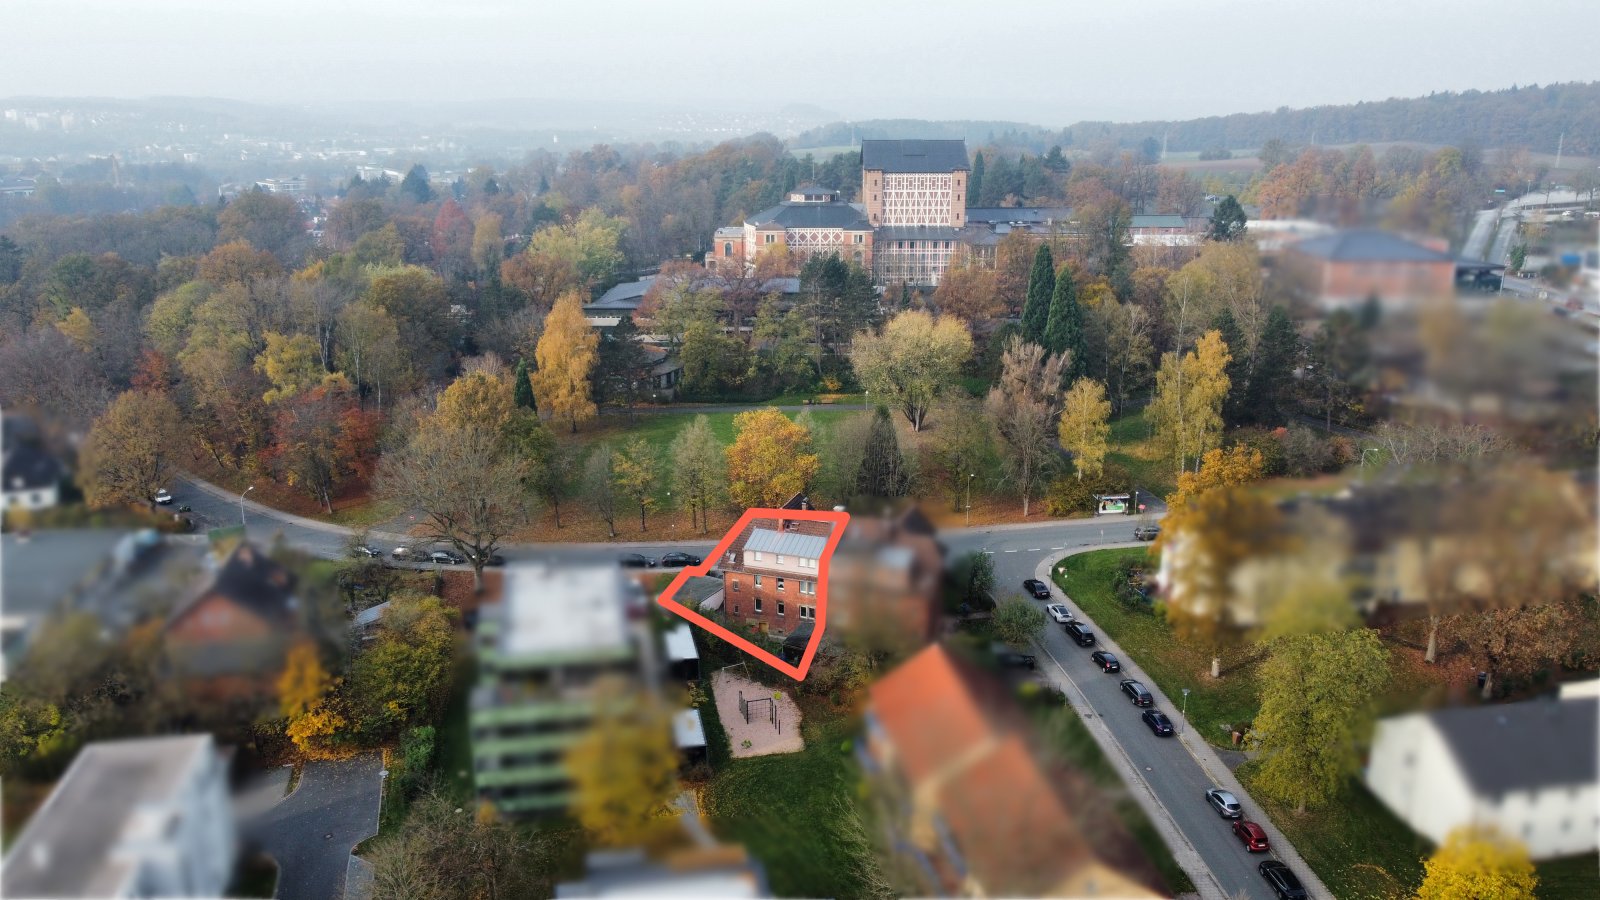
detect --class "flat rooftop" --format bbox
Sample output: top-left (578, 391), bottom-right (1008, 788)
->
top-left (499, 564), bottom-right (632, 662)
top-left (2, 734), bottom-right (214, 899)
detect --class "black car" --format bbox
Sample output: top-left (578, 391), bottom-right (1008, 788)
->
top-left (1141, 709), bottom-right (1175, 736)
top-left (1133, 524), bottom-right (1160, 541)
top-left (1064, 621), bottom-right (1096, 646)
top-left (470, 551), bottom-right (506, 567)
top-left (993, 644), bottom-right (1037, 670)
top-left (429, 550), bottom-right (467, 565)
top-left (659, 551), bottom-right (703, 568)
top-left (1120, 679), bottom-right (1154, 707)
top-left (619, 553), bottom-right (657, 568)
top-left (1090, 650), bottom-right (1121, 673)
top-left (352, 545), bottom-right (383, 558)
top-left (1022, 578), bottom-right (1051, 600)
top-left (1258, 860), bottom-right (1308, 900)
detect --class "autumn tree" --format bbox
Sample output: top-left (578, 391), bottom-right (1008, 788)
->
top-left (670, 415), bottom-right (726, 533)
top-left (433, 365), bottom-right (515, 434)
top-left (932, 261), bottom-right (1003, 325)
top-left (504, 409), bottom-right (566, 527)
top-left (364, 266), bottom-right (455, 381)
top-left (725, 408), bottom-right (820, 508)
top-left (376, 422), bottom-right (524, 589)
top-left (564, 676), bottom-right (680, 847)
top-left (613, 437), bottom-right (658, 532)
top-left (583, 443), bottom-right (621, 538)
top-left (255, 331), bottom-right (325, 404)
top-left (197, 240), bottom-right (284, 285)
top-left (525, 208), bottom-right (627, 291)
top-left (1149, 329), bottom-right (1231, 476)
top-left (1021, 245), bottom-right (1055, 344)
top-left (278, 640), bottom-right (333, 721)
top-left (1250, 628), bottom-right (1388, 811)
top-left (367, 790), bottom-right (540, 900)
top-left (923, 393), bottom-right (995, 512)
top-left (849, 309), bottom-right (972, 431)
top-left (335, 299), bottom-right (408, 407)
top-left (430, 199), bottom-right (474, 275)
top-left (344, 594), bottom-right (455, 740)
top-left (266, 377), bottom-right (381, 513)
top-left (1057, 378), bottom-right (1111, 480)
top-left (79, 390), bottom-right (186, 510)
top-left (531, 290), bottom-right (600, 432)
top-left (1166, 445), bottom-right (1266, 512)
top-left (985, 336), bottom-right (1069, 516)
top-left (1417, 826), bottom-right (1538, 900)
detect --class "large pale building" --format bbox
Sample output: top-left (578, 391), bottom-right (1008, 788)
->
top-left (704, 185), bottom-right (872, 273)
top-left (861, 139), bottom-right (970, 286)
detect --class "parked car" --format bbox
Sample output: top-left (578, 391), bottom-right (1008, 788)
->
top-left (1141, 709), bottom-right (1175, 736)
top-left (1257, 860), bottom-right (1307, 899)
top-left (392, 546), bottom-right (415, 560)
top-left (352, 545), bottom-right (383, 558)
top-left (619, 553), bottom-right (657, 568)
top-left (1064, 621), bottom-right (1096, 646)
top-left (659, 551), bottom-right (703, 567)
top-left (1022, 578), bottom-right (1051, 599)
top-left (1133, 524), bottom-right (1160, 541)
top-left (992, 643), bottom-right (1037, 669)
top-left (1232, 820), bottom-right (1270, 852)
top-left (429, 550), bottom-right (467, 565)
top-left (1045, 603), bottom-right (1073, 623)
top-left (1205, 788), bottom-right (1243, 819)
top-left (154, 489), bottom-right (174, 505)
top-left (1120, 679), bottom-right (1154, 706)
top-left (469, 551), bottom-right (506, 567)
top-left (1089, 650), bottom-right (1121, 673)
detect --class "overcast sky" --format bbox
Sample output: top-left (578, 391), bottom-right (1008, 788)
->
top-left (5, 0), bottom-right (1597, 125)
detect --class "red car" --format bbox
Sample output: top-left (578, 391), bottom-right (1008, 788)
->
top-left (1232, 820), bottom-right (1270, 852)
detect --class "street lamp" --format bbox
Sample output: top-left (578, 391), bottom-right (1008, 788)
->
top-left (239, 485), bottom-right (255, 528)
top-left (1360, 447), bottom-right (1379, 474)
top-left (965, 473), bottom-right (975, 526)
top-left (1180, 688), bottom-right (1190, 734)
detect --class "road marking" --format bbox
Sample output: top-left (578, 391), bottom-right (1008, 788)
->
top-left (1026, 548), bottom-right (1040, 552)
top-left (1051, 546), bottom-right (1064, 550)
top-left (1002, 549), bottom-right (1018, 553)
top-left (981, 550), bottom-right (995, 554)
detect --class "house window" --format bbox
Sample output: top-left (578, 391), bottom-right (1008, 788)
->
top-left (799, 605), bottom-right (814, 620)
top-left (776, 554), bottom-right (785, 564)
top-left (777, 578), bottom-right (786, 592)
top-left (777, 601), bottom-right (785, 616)
top-left (854, 234), bottom-right (863, 244)
top-left (754, 597), bottom-right (763, 613)
top-left (764, 234), bottom-right (775, 244)
top-left (733, 605), bottom-right (739, 614)
top-left (723, 241), bottom-right (732, 256)
top-left (754, 574), bottom-right (762, 588)
top-left (732, 578), bottom-right (741, 592)
top-left (751, 551), bottom-right (762, 562)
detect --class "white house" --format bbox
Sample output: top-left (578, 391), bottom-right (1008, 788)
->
top-left (2, 734), bottom-right (237, 898)
top-left (1, 441), bottom-right (62, 512)
top-left (1365, 698), bottom-right (1598, 860)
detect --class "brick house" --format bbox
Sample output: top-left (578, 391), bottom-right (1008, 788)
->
top-left (1280, 228), bottom-right (1457, 310)
top-left (720, 515), bottom-right (835, 637)
top-left (828, 505), bottom-right (944, 648)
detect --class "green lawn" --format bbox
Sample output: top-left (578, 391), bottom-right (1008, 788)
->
top-left (693, 636), bottom-right (890, 898)
top-left (1107, 408), bottom-right (1175, 500)
top-left (1536, 853), bottom-right (1600, 899)
top-left (1052, 548), bottom-right (1262, 746)
top-left (1027, 696), bottom-right (1197, 896)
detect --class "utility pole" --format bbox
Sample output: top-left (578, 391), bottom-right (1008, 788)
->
top-left (966, 473), bottom-right (975, 527)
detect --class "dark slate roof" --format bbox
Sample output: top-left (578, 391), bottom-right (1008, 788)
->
top-left (1428, 698), bottom-right (1597, 795)
top-left (747, 201), bottom-right (870, 230)
top-left (861, 140), bottom-right (970, 174)
top-left (2, 443), bottom-right (62, 493)
top-left (588, 276), bottom-right (657, 310)
top-left (170, 543), bottom-right (300, 630)
top-left (965, 206), bottom-right (1073, 225)
top-left (1130, 214), bottom-right (1187, 229)
top-left (1289, 229), bottom-right (1455, 263)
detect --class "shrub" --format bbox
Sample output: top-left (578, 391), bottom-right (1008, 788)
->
top-left (1043, 461), bottom-right (1133, 517)
top-left (1227, 428), bottom-right (1287, 477)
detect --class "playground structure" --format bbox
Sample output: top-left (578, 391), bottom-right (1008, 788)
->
top-left (711, 668), bottom-right (804, 758)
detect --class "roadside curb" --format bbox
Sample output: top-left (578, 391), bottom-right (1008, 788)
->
top-left (178, 472), bottom-right (352, 536)
top-left (1038, 546), bottom-right (1335, 900)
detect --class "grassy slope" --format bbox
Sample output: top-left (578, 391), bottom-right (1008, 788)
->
top-left (1107, 408), bottom-right (1176, 500)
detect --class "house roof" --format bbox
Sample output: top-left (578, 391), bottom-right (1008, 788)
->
top-left (743, 527), bottom-right (828, 559)
top-left (746, 201), bottom-right (870, 231)
top-left (1130, 214), bottom-right (1187, 229)
top-left (938, 734), bottom-right (1097, 897)
top-left (1427, 698), bottom-right (1598, 795)
top-left (964, 206), bottom-right (1074, 225)
top-left (168, 542), bottom-right (299, 632)
top-left (1289, 229), bottom-right (1455, 263)
top-left (2, 442), bottom-right (62, 493)
top-left (589, 276), bottom-right (657, 310)
top-left (673, 709), bottom-right (707, 750)
top-left (867, 643), bottom-right (1014, 785)
top-left (495, 564), bottom-right (632, 664)
top-left (1, 735), bottom-right (217, 899)
top-left (663, 622), bottom-right (698, 662)
top-left (861, 139), bottom-right (970, 173)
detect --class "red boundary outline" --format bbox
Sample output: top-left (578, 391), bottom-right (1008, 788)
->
top-left (655, 508), bottom-right (850, 681)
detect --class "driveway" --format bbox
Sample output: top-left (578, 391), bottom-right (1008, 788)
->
top-left (242, 754), bottom-right (384, 900)
top-left (1023, 545), bottom-right (1331, 900)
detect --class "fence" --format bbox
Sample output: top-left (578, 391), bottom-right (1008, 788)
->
top-left (737, 689), bottom-right (781, 734)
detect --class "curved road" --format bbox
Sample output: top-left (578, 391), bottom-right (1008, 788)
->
top-left (177, 473), bottom-right (1330, 896)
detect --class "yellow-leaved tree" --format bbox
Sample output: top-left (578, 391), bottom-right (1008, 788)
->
top-left (1417, 825), bottom-right (1538, 900)
top-left (255, 331), bottom-right (325, 404)
top-left (1149, 329), bottom-right (1232, 477)
top-left (531, 290), bottom-right (599, 432)
top-left (564, 676), bottom-right (680, 847)
top-left (1057, 377), bottom-right (1111, 480)
top-left (278, 640), bottom-right (349, 760)
top-left (433, 366), bottom-right (514, 434)
top-left (725, 408), bottom-right (820, 508)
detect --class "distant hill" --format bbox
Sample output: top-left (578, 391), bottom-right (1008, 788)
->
top-left (794, 83), bottom-right (1600, 158)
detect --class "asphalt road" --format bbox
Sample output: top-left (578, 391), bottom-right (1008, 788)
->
top-left (985, 544), bottom-right (1329, 900)
top-left (242, 754), bottom-right (383, 900)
